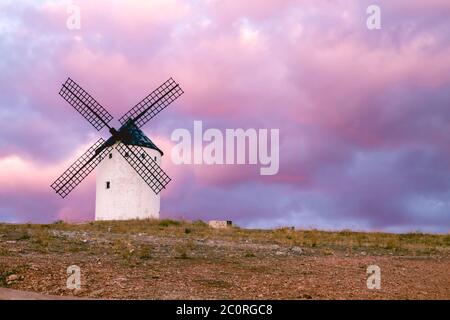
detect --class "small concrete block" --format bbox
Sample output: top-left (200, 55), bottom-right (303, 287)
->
top-left (208, 220), bottom-right (232, 229)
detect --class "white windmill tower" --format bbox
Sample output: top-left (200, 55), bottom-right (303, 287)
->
top-left (95, 123), bottom-right (164, 220)
top-left (51, 77), bottom-right (184, 221)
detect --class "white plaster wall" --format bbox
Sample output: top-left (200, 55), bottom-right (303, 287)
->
top-left (95, 144), bottom-right (161, 221)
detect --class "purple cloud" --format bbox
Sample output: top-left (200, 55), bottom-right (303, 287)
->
top-left (0, 0), bottom-right (449, 233)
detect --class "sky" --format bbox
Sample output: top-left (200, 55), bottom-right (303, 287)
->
top-left (0, 0), bottom-right (450, 233)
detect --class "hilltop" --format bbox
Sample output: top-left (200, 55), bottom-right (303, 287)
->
top-left (0, 220), bottom-right (449, 299)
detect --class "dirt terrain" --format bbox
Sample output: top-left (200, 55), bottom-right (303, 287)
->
top-left (0, 220), bottom-right (449, 299)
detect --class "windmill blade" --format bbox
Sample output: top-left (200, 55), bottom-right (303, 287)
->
top-left (118, 78), bottom-right (184, 128)
top-left (115, 143), bottom-right (171, 194)
top-left (59, 78), bottom-right (114, 131)
top-left (51, 138), bottom-right (110, 198)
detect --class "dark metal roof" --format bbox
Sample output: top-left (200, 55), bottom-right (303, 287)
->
top-left (101, 120), bottom-right (164, 156)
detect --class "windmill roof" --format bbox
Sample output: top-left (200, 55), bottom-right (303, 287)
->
top-left (102, 121), bottom-right (164, 156)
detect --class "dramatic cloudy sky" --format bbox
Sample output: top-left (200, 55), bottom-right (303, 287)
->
top-left (1, 0), bottom-right (449, 233)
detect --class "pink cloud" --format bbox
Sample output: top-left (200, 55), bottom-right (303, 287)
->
top-left (1, 0), bottom-right (450, 232)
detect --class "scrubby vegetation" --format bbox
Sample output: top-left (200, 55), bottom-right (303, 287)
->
top-left (0, 220), bottom-right (448, 257)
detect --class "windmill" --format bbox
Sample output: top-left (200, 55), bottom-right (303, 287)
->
top-left (51, 77), bottom-right (183, 220)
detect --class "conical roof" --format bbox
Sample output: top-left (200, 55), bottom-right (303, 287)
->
top-left (102, 120), bottom-right (164, 156)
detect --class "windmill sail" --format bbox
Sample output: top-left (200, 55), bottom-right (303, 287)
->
top-left (115, 143), bottom-right (171, 194)
top-left (59, 78), bottom-right (114, 131)
top-left (53, 75), bottom-right (182, 199)
top-left (118, 78), bottom-right (184, 128)
top-left (51, 138), bottom-right (110, 198)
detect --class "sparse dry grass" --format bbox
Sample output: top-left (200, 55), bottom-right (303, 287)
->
top-left (0, 220), bottom-right (448, 257)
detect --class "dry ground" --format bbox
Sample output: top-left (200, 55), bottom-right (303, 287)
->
top-left (0, 220), bottom-right (449, 299)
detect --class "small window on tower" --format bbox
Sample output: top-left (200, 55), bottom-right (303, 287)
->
top-left (106, 181), bottom-right (110, 189)
top-left (125, 152), bottom-right (129, 158)
top-left (141, 153), bottom-right (146, 159)
top-left (154, 156), bottom-right (157, 161)
top-left (109, 153), bottom-right (112, 159)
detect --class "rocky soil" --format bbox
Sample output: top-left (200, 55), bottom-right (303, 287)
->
top-left (0, 220), bottom-right (449, 299)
